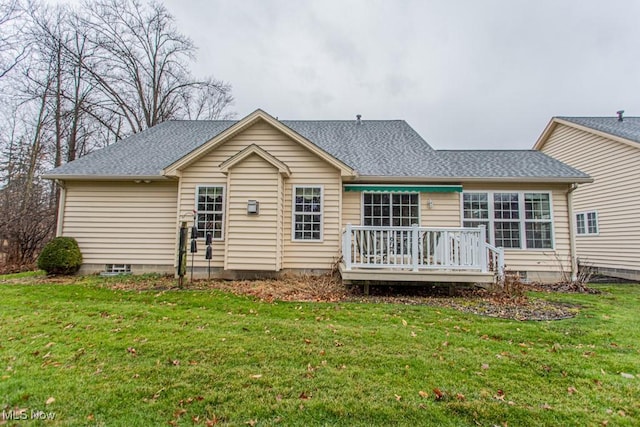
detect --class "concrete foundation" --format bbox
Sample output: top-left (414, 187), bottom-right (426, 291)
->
top-left (589, 266), bottom-right (640, 282)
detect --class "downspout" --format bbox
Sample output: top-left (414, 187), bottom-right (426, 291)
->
top-left (566, 183), bottom-right (579, 281)
top-left (55, 180), bottom-right (66, 237)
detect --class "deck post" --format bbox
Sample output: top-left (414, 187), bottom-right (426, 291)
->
top-left (443, 230), bottom-right (450, 267)
top-left (479, 225), bottom-right (488, 272)
top-left (343, 224), bottom-right (352, 270)
top-left (411, 224), bottom-right (419, 271)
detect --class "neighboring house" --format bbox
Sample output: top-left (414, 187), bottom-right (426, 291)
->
top-left (535, 114), bottom-right (640, 280)
top-left (43, 109), bottom-right (590, 284)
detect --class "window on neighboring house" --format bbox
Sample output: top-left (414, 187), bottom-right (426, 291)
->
top-left (363, 193), bottom-right (419, 226)
top-left (195, 186), bottom-right (224, 239)
top-left (576, 211), bottom-right (598, 235)
top-left (462, 191), bottom-right (553, 249)
top-left (293, 186), bottom-right (323, 241)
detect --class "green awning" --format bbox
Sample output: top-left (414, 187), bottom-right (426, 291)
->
top-left (343, 184), bottom-right (462, 193)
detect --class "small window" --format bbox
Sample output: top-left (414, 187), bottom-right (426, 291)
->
top-left (576, 211), bottom-right (598, 235)
top-left (576, 213), bottom-right (586, 235)
top-left (103, 264), bottom-right (131, 276)
top-left (195, 186), bottom-right (224, 240)
top-left (293, 186), bottom-right (323, 241)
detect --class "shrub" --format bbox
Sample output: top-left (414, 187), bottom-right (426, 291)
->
top-left (37, 237), bottom-right (83, 275)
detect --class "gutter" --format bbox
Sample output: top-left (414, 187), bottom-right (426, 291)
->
top-left (343, 176), bottom-right (594, 184)
top-left (41, 174), bottom-right (172, 181)
top-left (566, 183), bottom-right (579, 281)
top-left (55, 180), bottom-right (66, 237)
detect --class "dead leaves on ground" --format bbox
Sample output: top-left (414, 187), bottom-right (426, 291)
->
top-left (167, 396), bottom-right (205, 425)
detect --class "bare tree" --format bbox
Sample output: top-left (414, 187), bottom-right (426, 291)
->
top-left (0, 0), bottom-right (234, 269)
top-left (0, 101), bottom-right (56, 269)
top-left (76, 0), bottom-right (233, 138)
top-left (0, 0), bottom-right (27, 79)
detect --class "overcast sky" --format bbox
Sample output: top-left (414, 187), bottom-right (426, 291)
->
top-left (164, 0), bottom-right (640, 149)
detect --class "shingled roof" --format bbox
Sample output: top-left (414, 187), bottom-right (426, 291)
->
top-left (437, 150), bottom-right (588, 179)
top-left (557, 116), bottom-right (640, 145)
top-left (44, 116), bottom-right (590, 182)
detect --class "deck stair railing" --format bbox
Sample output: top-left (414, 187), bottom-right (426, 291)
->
top-left (342, 224), bottom-right (504, 277)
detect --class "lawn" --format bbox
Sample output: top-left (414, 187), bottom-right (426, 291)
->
top-left (0, 275), bottom-right (638, 426)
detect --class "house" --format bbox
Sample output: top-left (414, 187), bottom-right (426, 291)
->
top-left (534, 113), bottom-right (640, 281)
top-left (43, 109), bottom-right (591, 284)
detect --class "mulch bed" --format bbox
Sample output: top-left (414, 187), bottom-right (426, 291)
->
top-left (2, 273), bottom-right (597, 321)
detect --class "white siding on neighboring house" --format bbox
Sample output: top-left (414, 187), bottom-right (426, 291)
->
top-left (61, 180), bottom-right (178, 272)
top-left (540, 123), bottom-right (640, 273)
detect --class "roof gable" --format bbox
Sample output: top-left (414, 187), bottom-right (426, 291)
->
top-left (163, 109), bottom-right (355, 177)
top-left (535, 117), bottom-right (640, 151)
top-left (219, 144), bottom-right (291, 177)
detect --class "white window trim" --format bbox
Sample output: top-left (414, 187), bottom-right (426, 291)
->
top-left (360, 192), bottom-right (422, 226)
top-left (292, 185), bottom-right (324, 242)
top-left (194, 184), bottom-right (226, 241)
top-left (576, 210), bottom-right (599, 236)
top-left (460, 191), bottom-right (555, 251)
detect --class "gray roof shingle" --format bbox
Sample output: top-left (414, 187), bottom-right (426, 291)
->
top-left (45, 118), bottom-right (590, 181)
top-left (46, 121), bottom-right (236, 177)
top-left (558, 116), bottom-right (640, 144)
top-left (437, 150), bottom-right (589, 179)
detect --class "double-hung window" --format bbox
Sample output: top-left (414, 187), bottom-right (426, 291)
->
top-left (195, 186), bottom-right (224, 239)
top-left (494, 193), bottom-right (521, 248)
top-left (363, 193), bottom-right (419, 226)
top-left (524, 193), bottom-right (553, 248)
top-left (462, 192), bottom-right (553, 249)
top-left (576, 211), bottom-right (598, 235)
top-left (293, 186), bottom-right (323, 241)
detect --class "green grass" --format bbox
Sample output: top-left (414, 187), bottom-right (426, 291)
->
top-left (0, 270), bottom-right (46, 280)
top-left (0, 279), bottom-right (639, 426)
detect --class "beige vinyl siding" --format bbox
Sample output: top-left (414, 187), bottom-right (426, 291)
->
top-left (541, 124), bottom-right (640, 270)
top-left (341, 191), bottom-right (361, 226)
top-left (178, 120), bottom-right (342, 270)
top-left (421, 192), bottom-right (460, 227)
top-left (62, 181), bottom-right (178, 265)
top-left (462, 183), bottom-right (571, 275)
top-left (225, 154), bottom-right (279, 270)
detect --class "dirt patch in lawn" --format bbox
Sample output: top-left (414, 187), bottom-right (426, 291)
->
top-left (3, 273), bottom-right (591, 321)
top-left (180, 276), bottom-right (588, 321)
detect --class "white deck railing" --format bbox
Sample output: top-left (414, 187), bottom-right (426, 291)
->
top-left (342, 224), bottom-right (504, 276)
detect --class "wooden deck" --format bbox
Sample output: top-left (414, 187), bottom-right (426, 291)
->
top-left (339, 224), bottom-right (504, 287)
top-left (338, 262), bottom-right (496, 284)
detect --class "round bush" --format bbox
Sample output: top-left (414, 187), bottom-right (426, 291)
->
top-left (37, 237), bottom-right (83, 275)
